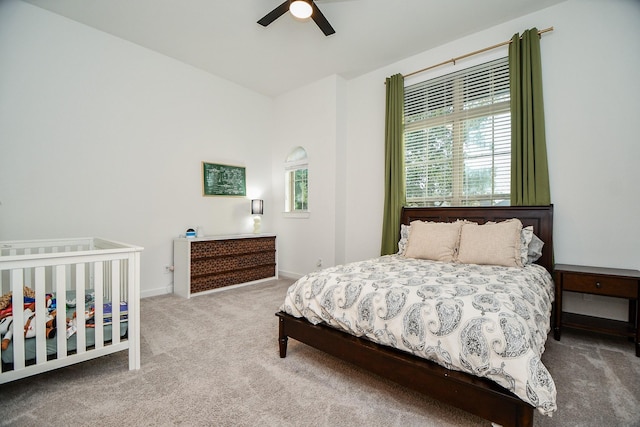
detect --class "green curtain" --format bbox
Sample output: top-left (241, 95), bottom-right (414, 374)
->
top-left (380, 74), bottom-right (405, 255)
top-left (509, 28), bottom-right (551, 206)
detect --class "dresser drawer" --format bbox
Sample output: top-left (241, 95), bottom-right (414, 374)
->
top-left (562, 273), bottom-right (637, 298)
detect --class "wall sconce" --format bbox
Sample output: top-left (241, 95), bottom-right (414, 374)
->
top-left (251, 199), bottom-right (264, 234)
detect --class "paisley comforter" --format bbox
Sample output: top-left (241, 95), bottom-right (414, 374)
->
top-left (281, 255), bottom-right (557, 415)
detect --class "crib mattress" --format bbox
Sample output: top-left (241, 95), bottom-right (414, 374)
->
top-left (1, 322), bottom-right (128, 365)
top-left (1, 290), bottom-right (128, 365)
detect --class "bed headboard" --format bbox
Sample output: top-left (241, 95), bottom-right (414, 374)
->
top-left (400, 205), bottom-right (554, 274)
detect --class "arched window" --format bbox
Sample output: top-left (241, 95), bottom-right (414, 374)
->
top-left (284, 147), bottom-right (308, 213)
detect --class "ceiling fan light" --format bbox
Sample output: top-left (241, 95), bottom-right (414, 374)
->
top-left (290, 0), bottom-right (313, 20)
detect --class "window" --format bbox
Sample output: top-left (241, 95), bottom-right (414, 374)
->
top-left (284, 146), bottom-right (308, 212)
top-left (404, 57), bottom-right (510, 206)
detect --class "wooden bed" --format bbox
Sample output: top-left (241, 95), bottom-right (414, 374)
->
top-left (276, 205), bottom-right (554, 427)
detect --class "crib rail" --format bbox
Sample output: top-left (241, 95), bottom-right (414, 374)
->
top-left (0, 238), bottom-right (142, 384)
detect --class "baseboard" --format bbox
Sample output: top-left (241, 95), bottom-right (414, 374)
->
top-left (278, 270), bottom-right (303, 280)
top-left (141, 272), bottom-right (297, 299)
top-left (141, 286), bottom-right (172, 298)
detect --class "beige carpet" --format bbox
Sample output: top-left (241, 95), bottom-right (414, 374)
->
top-left (1, 279), bottom-right (638, 427)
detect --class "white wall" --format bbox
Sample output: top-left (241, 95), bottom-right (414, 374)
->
top-left (343, 0), bottom-right (640, 319)
top-left (0, 0), bottom-right (274, 297)
top-left (271, 75), bottom-right (346, 278)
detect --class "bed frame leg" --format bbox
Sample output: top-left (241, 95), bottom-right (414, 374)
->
top-left (278, 317), bottom-right (288, 358)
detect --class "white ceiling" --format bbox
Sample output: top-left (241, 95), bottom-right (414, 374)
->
top-left (22, 0), bottom-right (566, 97)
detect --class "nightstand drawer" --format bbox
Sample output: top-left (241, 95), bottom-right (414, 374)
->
top-left (562, 273), bottom-right (637, 298)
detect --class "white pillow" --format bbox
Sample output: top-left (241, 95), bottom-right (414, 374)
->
top-left (457, 219), bottom-right (523, 267)
top-left (404, 220), bottom-right (462, 262)
top-left (520, 226), bottom-right (545, 265)
top-left (397, 224), bottom-right (410, 255)
top-left (527, 232), bottom-right (544, 264)
top-left (520, 226), bottom-right (534, 265)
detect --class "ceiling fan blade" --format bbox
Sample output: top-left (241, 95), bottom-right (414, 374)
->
top-left (311, 2), bottom-right (336, 36)
top-left (257, 1), bottom-right (290, 27)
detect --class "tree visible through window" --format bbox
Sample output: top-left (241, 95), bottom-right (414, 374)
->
top-left (284, 147), bottom-right (308, 212)
top-left (404, 57), bottom-right (510, 206)
top-left (290, 169), bottom-right (308, 210)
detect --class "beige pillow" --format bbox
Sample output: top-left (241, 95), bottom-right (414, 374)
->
top-left (457, 219), bottom-right (523, 267)
top-left (404, 220), bottom-right (462, 262)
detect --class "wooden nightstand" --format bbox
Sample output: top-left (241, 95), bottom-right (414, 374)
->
top-left (554, 264), bottom-right (640, 357)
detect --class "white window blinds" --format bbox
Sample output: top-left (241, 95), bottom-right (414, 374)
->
top-left (404, 57), bottom-right (510, 206)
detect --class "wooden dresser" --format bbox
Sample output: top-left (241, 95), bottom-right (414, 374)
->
top-left (554, 264), bottom-right (640, 356)
top-left (173, 234), bottom-right (277, 298)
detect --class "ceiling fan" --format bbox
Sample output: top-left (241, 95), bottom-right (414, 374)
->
top-left (257, 0), bottom-right (336, 36)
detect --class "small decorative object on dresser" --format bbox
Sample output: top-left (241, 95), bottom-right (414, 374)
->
top-left (173, 234), bottom-right (277, 298)
top-left (554, 264), bottom-right (640, 357)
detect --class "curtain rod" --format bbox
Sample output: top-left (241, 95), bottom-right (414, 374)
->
top-left (393, 26), bottom-right (554, 81)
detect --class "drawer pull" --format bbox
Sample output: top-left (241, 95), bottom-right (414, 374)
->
top-left (595, 282), bottom-right (602, 289)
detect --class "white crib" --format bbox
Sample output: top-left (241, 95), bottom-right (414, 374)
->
top-left (0, 237), bottom-right (142, 384)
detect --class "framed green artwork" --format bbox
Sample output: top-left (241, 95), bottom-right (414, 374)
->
top-left (202, 162), bottom-right (246, 197)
